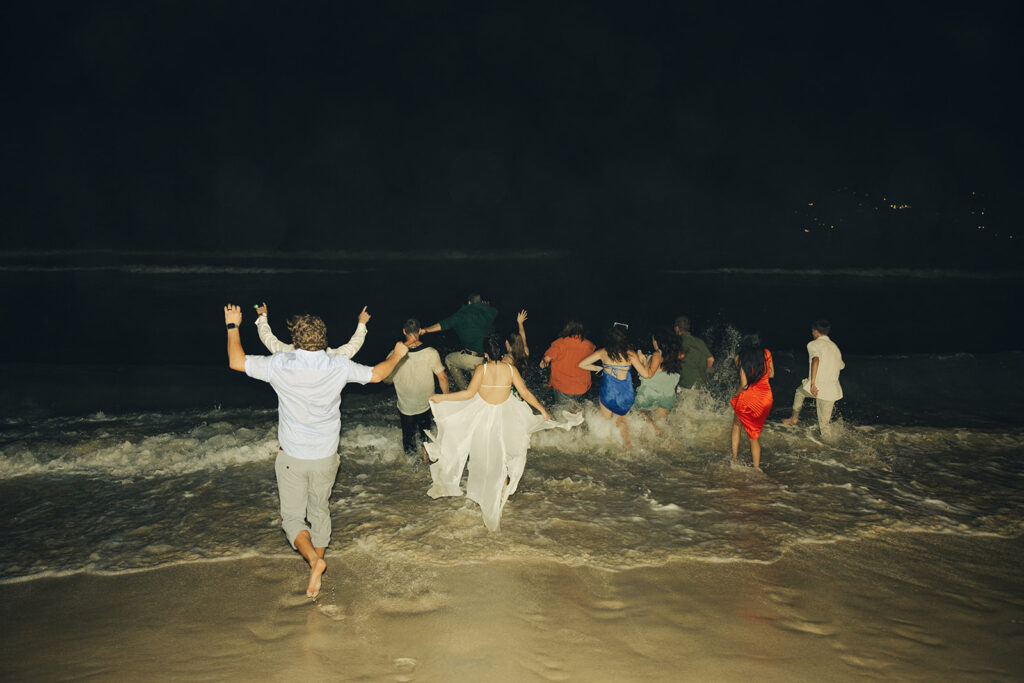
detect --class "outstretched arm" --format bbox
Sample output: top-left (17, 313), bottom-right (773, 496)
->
top-left (578, 349), bottom-right (604, 373)
top-left (369, 342), bottom-right (409, 383)
top-left (420, 323), bottom-right (442, 335)
top-left (254, 302), bottom-right (295, 353)
top-left (431, 364), bottom-right (483, 402)
top-left (630, 350), bottom-right (654, 379)
top-left (516, 309), bottom-right (530, 357)
top-left (327, 306), bottom-right (370, 358)
top-left (511, 366), bottom-right (550, 421)
top-left (225, 304), bottom-right (246, 372)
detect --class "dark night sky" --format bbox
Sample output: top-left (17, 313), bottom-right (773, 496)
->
top-left (2, 2), bottom-right (1021, 267)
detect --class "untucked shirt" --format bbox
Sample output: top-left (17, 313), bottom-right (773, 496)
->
top-left (245, 349), bottom-right (374, 459)
top-left (388, 345), bottom-right (444, 416)
top-left (678, 333), bottom-right (713, 389)
top-left (802, 335), bottom-right (844, 401)
top-left (439, 303), bottom-right (498, 354)
top-left (544, 336), bottom-right (596, 395)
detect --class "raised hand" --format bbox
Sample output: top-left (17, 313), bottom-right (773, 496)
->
top-left (358, 306), bottom-right (371, 325)
top-left (255, 302), bottom-right (268, 317)
top-left (224, 304), bottom-right (243, 326)
top-left (516, 309), bottom-right (528, 325)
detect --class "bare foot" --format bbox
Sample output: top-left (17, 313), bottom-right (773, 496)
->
top-left (307, 557), bottom-right (327, 599)
top-left (782, 417), bottom-right (798, 426)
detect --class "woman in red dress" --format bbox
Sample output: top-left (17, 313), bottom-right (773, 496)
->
top-left (730, 336), bottom-right (774, 468)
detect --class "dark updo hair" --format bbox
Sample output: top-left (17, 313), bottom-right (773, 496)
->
top-left (604, 326), bottom-right (631, 363)
top-left (483, 333), bottom-right (505, 362)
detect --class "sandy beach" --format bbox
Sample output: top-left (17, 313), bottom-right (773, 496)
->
top-left (2, 531), bottom-right (1021, 682)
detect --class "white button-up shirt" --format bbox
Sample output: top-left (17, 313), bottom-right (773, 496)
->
top-left (802, 335), bottom-right (845, 401)
top-left (246, 350), bottom-right (373, 459)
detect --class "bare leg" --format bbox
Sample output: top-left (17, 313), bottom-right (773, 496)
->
top-left (783, 388), bottom-right (806, 425)
top-left (294, 530), bottom-right (327, 598)
top-left (750, 437), bottom-right (761, 468)
top-left (640, 410), bottom-right (664, 436)
top-left (731, 416), bottom-right (742, 461)
top-left (616, 415), bottom-right (631, 449)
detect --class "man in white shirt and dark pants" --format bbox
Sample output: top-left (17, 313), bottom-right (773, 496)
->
top-left (783, 319), bottom-right (845, 438)
top-left (224, 303), bottom-right (407, 598)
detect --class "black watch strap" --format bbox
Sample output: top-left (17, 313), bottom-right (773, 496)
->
top-left (225, 323), bottom-right (238, 330)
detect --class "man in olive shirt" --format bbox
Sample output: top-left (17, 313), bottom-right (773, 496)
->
top-left (674, 315), bottom-right (715, 389)
top-left (420, 293), bottom-right (499, 389)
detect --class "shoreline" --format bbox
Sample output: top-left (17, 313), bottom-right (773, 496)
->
top-left (1, 531), bottom-right (1021, 681)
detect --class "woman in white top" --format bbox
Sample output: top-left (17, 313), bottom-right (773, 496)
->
top-left (425, 333), bottom-right (581, 531)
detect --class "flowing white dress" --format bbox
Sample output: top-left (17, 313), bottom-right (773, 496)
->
top-left (425, 369), bottom-right (582, 531)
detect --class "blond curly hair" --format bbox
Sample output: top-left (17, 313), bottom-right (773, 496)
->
top-left (287, 314), bottom-right (328, 351)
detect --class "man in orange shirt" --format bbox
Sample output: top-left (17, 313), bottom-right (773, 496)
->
top-left (540, 320), bottom-right (596, 411)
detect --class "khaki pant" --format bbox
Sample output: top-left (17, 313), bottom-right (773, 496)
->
top-left (445, 350), bottom-right (484, 390)
top-left (791, 385), bottom-right (837, 437)
top-left (275, 451), bottom-right (340, 549)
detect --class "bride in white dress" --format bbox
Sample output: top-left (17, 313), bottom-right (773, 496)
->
top-left (425, 333), bottom-right (582, 531)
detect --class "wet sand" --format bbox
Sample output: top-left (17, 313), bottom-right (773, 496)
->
top-left (1, 532), bottom-right (1021, 681)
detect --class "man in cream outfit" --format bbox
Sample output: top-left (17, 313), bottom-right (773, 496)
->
top-left (783, 319), bottom-right (845, 437)
top-left (254, 301), bottom-right (369, 357)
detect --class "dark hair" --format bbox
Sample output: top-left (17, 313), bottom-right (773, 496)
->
top-left (467, 292), bottom-right (483, 304)
top-left (812, 319), bottom-right (831, 335)
top-left (674, 315), bottom-right (691, 333)
top-left (559, 320), bottom-right (585, 338)
top-left (506, 331), bottom-right (528, 372)
top-left (737, 334), bottom-right (767, 387)
top-left (653, 329), bottom-right (682, 374)
top-left (604, 326), bottom-right (631, 363)
top-left (483, 333), bottom-right (505, 362)
top-left (403, 318), bottom-right (421, 336)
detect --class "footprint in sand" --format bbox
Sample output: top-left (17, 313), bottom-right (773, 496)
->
top-left (317, 603), bottom-right (346, 621)
top-left (890, 624), bottom-right (943, 647)
top-left (583, 598), bottom-right (629, 620)
top-left (774, 618), bottom-right (836, 636)
top-left (523, 653), bottom-right (570, 682)
top-left (392, 657), bottom-right (417, 682)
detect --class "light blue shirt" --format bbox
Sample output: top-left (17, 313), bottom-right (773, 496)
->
top-left (246, 349), bottom-right (374, 460)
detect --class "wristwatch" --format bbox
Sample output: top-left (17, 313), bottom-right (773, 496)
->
top-left (225, 323), bottom-right (237, 330)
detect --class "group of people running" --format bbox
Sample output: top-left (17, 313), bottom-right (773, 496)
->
top-left (222, 293), bottom-right (844, 596)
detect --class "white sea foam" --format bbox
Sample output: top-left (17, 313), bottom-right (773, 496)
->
top-left (0, 402), bottom-right (1022, 581)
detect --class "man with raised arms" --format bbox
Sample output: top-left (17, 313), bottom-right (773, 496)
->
top-left (783, 318), bottom-right (845, 438)
top-left (254, 301), bottom-right (369, 358)
top-left (224, 303), bottom-right (407, 598)
top-left (418, 292), bottom-right (498, 389)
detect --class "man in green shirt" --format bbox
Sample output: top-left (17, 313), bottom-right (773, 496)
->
top-left (674, 315), bottom-right (715, 389)
top-left (420, 293), bottom-right (499, 389)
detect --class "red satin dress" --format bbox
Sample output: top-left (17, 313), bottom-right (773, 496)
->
top-left (731, 349), bottom-right (773, 439)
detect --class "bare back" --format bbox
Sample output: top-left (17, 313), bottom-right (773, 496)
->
top-left (477, 361), bottom-right (513, 404)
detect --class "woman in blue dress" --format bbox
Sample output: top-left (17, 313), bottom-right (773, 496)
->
top-left (578, 326), bottom-right (652, 448)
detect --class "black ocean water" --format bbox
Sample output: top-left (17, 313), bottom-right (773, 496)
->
top-left (1, 251), bottom-right (1022, 582)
